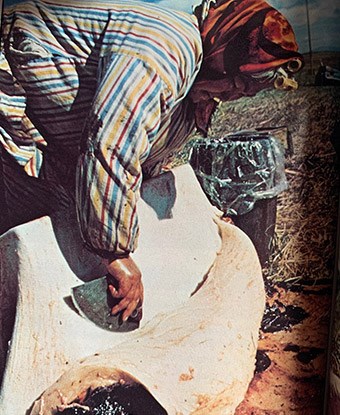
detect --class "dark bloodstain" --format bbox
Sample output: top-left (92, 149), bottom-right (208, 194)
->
top-left (261, 302), bottom-right (309, 333)
top-left (283, 344), bottom-right (324, 364)
top-left (298, 374), bottom-right (324, 385)
top-left (284, 343), bottom-right (300, 353)
top-left (263, 278), bottom-right (332, 297)
top-left (57, 383), bottom-right (167, 415)
top-left (296, 348), bottom-right (324, 364)
top-left (276, 279), bottom-right (332, 295)
top-left (255, 350), bottom-right (272, 373)
top-left (264, 279), bottom-right (279, 297)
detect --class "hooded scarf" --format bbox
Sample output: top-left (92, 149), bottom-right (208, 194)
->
top-left (190, 0), bottom-right (304, 135)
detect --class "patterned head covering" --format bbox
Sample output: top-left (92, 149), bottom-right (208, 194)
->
top-left (190, 0), bottom-right (304, 135)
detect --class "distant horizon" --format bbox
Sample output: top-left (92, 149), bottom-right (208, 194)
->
top-left (2, 0), bottom-right (340, 53)
top-left (302, 50), bottom-right (340, 55)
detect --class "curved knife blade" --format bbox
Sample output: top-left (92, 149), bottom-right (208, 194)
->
top-left (71, 276), bottom-right (141, 332)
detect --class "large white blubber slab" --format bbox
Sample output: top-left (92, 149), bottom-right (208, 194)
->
top-left (0, 164), bottom-right (265, 414)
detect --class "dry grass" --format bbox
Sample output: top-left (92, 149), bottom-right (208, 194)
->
top-left (267, 153), bottom-right (338, 282)
top-left (175, 86), bottom-right (340, 283)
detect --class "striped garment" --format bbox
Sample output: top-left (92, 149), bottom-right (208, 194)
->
top-left (0, 0), bottom-right (203, 257)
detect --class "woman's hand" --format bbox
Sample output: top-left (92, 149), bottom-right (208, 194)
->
top-left (107, 256), bottom-right (143, 322)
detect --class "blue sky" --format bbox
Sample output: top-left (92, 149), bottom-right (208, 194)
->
top-left (270, 0), bottom-right (340, 52)
top-left (2, 0), bottom-right (340, 52)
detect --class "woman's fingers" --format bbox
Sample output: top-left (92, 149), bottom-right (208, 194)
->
top-left (106, 255), bottom-right (144, 321)
top-left (109, 281), bottom-right (143, 320)
top-left (121, 298), bottom-right (141, 322)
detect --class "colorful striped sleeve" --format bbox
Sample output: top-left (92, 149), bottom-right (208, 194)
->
top-left (76, 23), bottom-right (199, 257)
top-left (74, 5), bottom-right (202, 258)
top-left (76, 54), bottom-right (168, 257)
top-left (0, 53), bottom-right (47, 177)
top-left (0, 1), bottom-right (202, 257)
